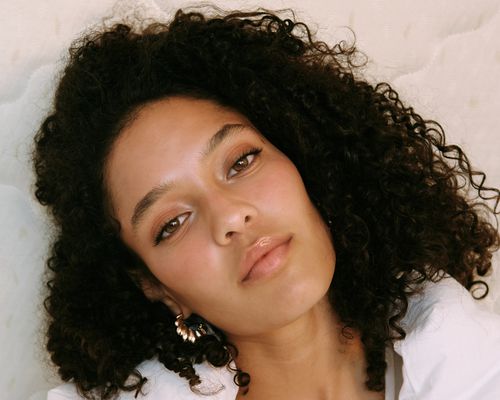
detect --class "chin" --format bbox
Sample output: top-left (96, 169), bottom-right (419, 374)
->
top-left (272, 267), bottom-right (334, 327)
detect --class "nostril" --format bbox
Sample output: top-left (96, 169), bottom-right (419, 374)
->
top-left (244, 215), bottom-right (250, 223)
top-left (225, 231), bottom-right (233, 239)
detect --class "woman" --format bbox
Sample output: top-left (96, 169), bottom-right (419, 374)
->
top-left (33, 8), bottom-right (500, 400)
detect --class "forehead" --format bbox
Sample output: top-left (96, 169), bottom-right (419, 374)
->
top-left (123, 97), bottom-right (248, 143)
top-left (110, 97), bottom-right (253, 169)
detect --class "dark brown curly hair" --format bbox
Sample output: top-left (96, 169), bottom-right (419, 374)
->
top-left (33, 7), bottom-right (500, 399)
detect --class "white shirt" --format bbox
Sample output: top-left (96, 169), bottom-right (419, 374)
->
top-left (47, 276), bottom-right (500, 399)
top-left (387, 276), bottom-right (500, 399)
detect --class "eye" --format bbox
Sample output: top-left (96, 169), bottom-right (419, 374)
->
top-left (154, 212), bottom-right (190, 246)
top-left (227, 147), bottom-right (262, 178)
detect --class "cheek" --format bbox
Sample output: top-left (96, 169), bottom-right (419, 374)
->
top-left (254, 158), bottom-right (309, 212)
top-left (146, 232), bottom-right (227, 304)
top-left (152, 252), bottom-right (202, 287)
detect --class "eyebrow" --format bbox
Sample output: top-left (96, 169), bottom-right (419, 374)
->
top-left (130, 123), bottom-right (247, 231)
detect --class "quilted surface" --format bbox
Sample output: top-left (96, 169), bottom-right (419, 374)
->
top-left (1, 1), bottom-right (499, 399)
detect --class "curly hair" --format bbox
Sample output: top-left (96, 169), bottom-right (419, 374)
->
top-left (33, 8), bottom-right (500, 399)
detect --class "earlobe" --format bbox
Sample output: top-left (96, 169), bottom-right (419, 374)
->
top-left (160, 293), bottom-right (193, 319)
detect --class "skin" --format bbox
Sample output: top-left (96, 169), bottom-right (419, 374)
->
top-left (105, 97), bottom-right (383, 399)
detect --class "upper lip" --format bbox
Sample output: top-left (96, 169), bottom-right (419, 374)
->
top-left (240, 234), bottom-right (292, 282)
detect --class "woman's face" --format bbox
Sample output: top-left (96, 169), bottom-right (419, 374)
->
top-left (106, 97), bottom-right (335, 337)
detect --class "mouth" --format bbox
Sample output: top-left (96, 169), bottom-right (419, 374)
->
top-left (241, 235), bottom-right (292, 283)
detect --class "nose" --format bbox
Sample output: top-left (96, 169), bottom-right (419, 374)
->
top-left (207, 190), bottom-right (257, 246)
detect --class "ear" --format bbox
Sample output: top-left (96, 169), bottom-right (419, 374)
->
top-left (139, 276), bottom-right (193, 319)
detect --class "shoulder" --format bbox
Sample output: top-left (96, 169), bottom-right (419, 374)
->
top-left (395, 275), bottom-right (500, 399)
top-left (47, 359), bottom-right (238, 400)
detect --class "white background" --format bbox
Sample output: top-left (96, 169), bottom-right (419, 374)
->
top-left (1, 1), bottom-right (499, 399)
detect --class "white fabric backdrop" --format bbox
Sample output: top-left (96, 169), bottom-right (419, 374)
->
top-left (1, 1), bottom-right (499, 399)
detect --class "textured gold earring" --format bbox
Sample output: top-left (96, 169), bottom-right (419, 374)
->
top-left (175, 313), bottom-right (208, 343)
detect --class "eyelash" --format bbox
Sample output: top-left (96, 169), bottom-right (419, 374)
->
top-left (153, 146), bottom-right (263, 246)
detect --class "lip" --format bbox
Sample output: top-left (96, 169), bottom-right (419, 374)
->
top-left (240, 235), bottom-right (292, 283)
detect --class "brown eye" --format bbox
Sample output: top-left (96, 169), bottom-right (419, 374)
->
top-left (227, 147), bottom-right (262, 178)
top-left (165, 218), bottom-right (180, 233)
top-left (154, 213), bottom-right (190, 246)
top-left (233, 156), bottom-right (250, 171)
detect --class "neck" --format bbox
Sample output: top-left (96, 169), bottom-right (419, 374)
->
top-left (227, 297), bottom-right (382, 400)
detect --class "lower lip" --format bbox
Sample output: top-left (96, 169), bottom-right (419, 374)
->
top-left (242, 237), bottom-right (292, 283)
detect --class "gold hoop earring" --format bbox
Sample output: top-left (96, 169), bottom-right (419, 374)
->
top-left (175, 313), bottom-right (208, 343)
